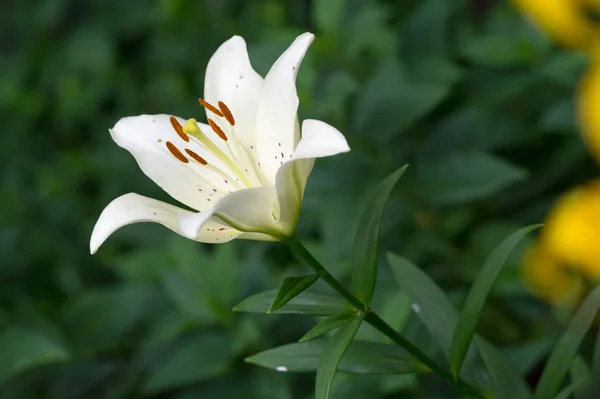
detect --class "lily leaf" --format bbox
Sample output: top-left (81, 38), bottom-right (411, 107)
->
top-left (476, 337), bottom-right (532, 399)
top-left (351, 165), bottom-right (408, 306)
top-left (233, 289), bottom-right (350, 315)
top-left (316, 315), bottom-right (364, 399)
top-left (450, 225), bottom-right (541, 376)
top-left (387, 253), bottom-right (501, 394)
top-left (300, 312), bottom-right (357, 342)
top-left (534, 285), bottom-right (600, 399)
top-left (246, 338), bottom-right (426, 375)
top-left (269, 272), bottom-right (325, 312)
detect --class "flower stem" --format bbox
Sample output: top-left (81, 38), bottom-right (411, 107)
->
top-left (285, 236), bottom-right (481, 398)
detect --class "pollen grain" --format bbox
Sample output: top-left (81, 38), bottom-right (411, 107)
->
top-left (218, 101), bottom-right (235, 126)
top-left (165, 141), bottom-right (189, 163)
top-left (208, 118), bottom-right (228, 141)
top-left (198, 98), bottom-right (224, 117)
top-left (185, 149), bottom-right (208, 165)
top-left (169, 117), bottom-right (190, 142)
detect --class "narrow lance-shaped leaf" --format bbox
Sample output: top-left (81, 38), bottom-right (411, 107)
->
top-left (450, 225), bottom-right (541, 376)
top-left (316, 314), bottom-right (364, 399)
top-left (300, 312), bottom-right (357, 342)
top-left (475, 337), bottom-right (532, 399)
top-left (246, 339), bottom-right (427, 375)
top-left (269, 272), bottom-right (325, 312)
top-left (233, 289), bottom-right (350, 315)
top-left (534, 285), bottom-right (600, 399)
top-left (585, 328), bottom-right (600, 398)
top-left (569, 356), bottom-right (591, 399)
top-left (387, 253), bottom-right (529, 397)
top-left (351, 165), bottom-right (408, 305)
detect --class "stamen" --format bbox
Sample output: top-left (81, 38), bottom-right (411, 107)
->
top-left (218, 101), bottom-right (235, 126)
top-left (165, 141), bottom-right (189, 163)
top-left (208, 119), bottom-right (228, 141)
top-left (185, 149), bottom-right (208, 165)
top-left (169, 117), bottom-right (190, 142)
top-left (198, 98), bottom-right (224, 117)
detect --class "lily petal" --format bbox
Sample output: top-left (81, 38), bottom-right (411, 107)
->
top-left (90, 193), bottom-right (242, 254)
top-left (275, 119), bottom-right (350, 233)
top-left (255, 32), bottom-right (315, 184)
top-left (184, 186), bottom-right (285, 240)
top-left (111, 114), bottom-right (243, 212)
top-left (204, 36), bottom-right (263, 152)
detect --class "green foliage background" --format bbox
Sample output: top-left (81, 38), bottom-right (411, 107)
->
top-left (1, 0), bottom-right (597, 397)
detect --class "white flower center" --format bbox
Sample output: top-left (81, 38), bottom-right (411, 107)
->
top-left (162, 99), bottom-right (266, 192)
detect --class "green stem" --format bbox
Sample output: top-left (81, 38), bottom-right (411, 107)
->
top-left (285, 236), bottom-right (481, 399)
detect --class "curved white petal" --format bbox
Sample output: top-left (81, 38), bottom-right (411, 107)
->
top-left (182, 186), bottom-right (285, 239)
top-left (275, 119), bottom-right (350, 233)
top-left (111, 114), bottom-right (244, 212)
top-left (90, 193), bottom-right (243, 254)
top-left (255, 32), bottom-right (315, 185)
top-left (204, 36), bottom-right (263, 152)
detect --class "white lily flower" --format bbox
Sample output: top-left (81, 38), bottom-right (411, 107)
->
top-left (90, 32), bottom-right (350, 254)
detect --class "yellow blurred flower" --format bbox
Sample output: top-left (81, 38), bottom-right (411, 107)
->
top-left (511, 0), bottom-right (600, 49)
top-left (542, 180), bottom-right (600, 279)
top-left (523, 181), bottom-right (600, 305)
top-left (521, 242), bottom-right (582, 306)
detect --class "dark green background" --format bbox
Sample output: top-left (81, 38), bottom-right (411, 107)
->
top-left (1, 0), bottom-right (597, 397)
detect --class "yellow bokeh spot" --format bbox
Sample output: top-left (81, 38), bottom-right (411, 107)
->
top-left (521, 243), bottom-right (582, 305)
top-left (511, 0), bottom-right (600, 49)
top-left (542, 181), bottom-right (600, 279)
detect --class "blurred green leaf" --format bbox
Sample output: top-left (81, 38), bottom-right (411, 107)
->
top-left (354, 60), bottom-right (450, 138)
top-left (142, 333), bottom-right (232, 394)
top-left (534, 286), bottom-right (600, 399)
top-left (316, 315), bottom-right (364, 399)
top-left (351, 166), bottom-right (407, 306)
top-left (300, 312), bottom-right (357, 342)
top-left (416, 151), bottom-right (528, 206)
top-left (459, 35), bottom-right (540, 67)
top-left (0, 326), bottom-right (69, 384)
top-left (62, 285), bottom-right (158, 351)
top-left (234, 289), bottom-right (351, 315)
top-left (269, 272), bottom-right (325, 312)
top-left (247, 338), bottom-right (424, 375)
top-left (476, 338), bottom-right (532, 399)
top-left (401, 0), bottom-right (455, 58)
top-left (450, 225), bottom-right (541, 375)
top-left (313, 0), bottom-right (346, 36)
top-left (570, 356), bottom-right (591, 399)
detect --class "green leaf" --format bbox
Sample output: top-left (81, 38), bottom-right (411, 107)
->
top-left (386, 253), bottom-right (483, 388)
top-left (300, 312), bottom-right (357, 342)
top-left (450, 225), bottom-right (541, 376)
top-left (587, 329), bottom-right (600, 397)
top-left (354, 60), bottom-right (450, 138)
top-left (416, 151), bottom-right (528, 206)
top-left (246, 338), bottom-right (425, 375)
top-left (233, 289), bottom-right (350, 315)
top-left (0, 327), bottom-right (70, 384)
top-left (142, 333), bottom-right (232, 394)
top-left (269, 272), bottom-right (325, 312)
top-left (316, 315), bottom-right (364, 399)
top-left (570, 356), bottom-right (591, 399)
top-left (351, 165), bottom-right (408, 305)
top-left (476, 338), bottom-right (532, 399)
top-left (534, 286), bottom-right (600, 399)
top-left (312, 0), bottom-right (347, 35)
